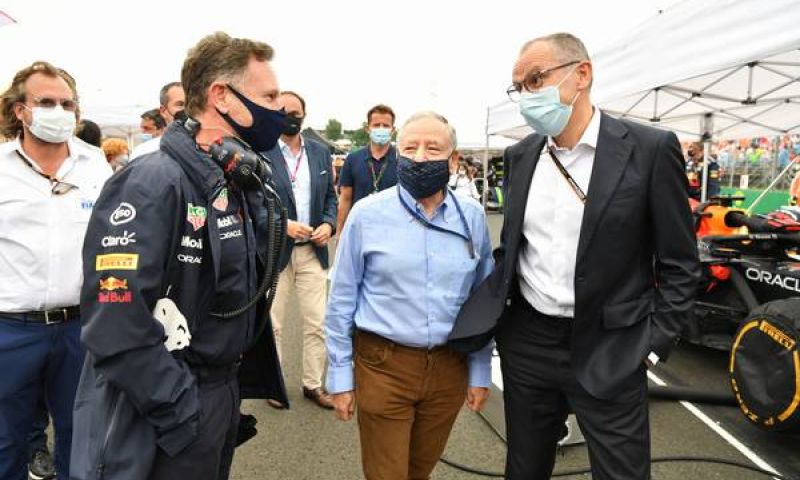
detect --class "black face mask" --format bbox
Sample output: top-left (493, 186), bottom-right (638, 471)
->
top-left (218, 84), bottom-right (287, 152)
top-left (172, 109), bottom-right (187, 123)
top-left (283, 115), bottom-right (303, 136)
top-left (397, 156), bottom-right (451, 199)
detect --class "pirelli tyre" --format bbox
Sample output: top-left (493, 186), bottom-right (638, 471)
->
top-left (729, 298), bottom-right (800, 432)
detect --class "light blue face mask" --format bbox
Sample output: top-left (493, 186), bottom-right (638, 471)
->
top-left (518, 66), bottom-right (581, 137)
top-left (369, 127), bottom-right (392, 145)
top-left (137, 133), bottom-right (153, 143)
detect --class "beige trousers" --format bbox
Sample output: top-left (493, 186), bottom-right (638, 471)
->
top-left (270, 244), bottom-right (328, 390)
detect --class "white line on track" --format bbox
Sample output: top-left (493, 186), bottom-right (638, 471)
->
top-left (647, 370), bottom-right (782, 478)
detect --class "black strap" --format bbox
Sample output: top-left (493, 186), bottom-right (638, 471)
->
top-left (397, 189), bottom-right (475, 259)
top-left (546, 144), bottom-right (587, 204)
top-left (366, 156), bottom-right (389, 194)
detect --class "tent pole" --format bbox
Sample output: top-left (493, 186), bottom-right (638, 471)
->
top-left (482, 106), bottom-right (489, 209)
top-left (702, 141), bottom-right (710, 201)
top-left (701, 113), bottom-right (713, 202)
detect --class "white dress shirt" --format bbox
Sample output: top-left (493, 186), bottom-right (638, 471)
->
top-left (0, 137), bottom-right (112, 311)
top-left (279, 138), bottom-right (311, 228)
top-left (518, 107), bottom-right (600, 318)
top-left (130, 136), bottom-right (161, 160)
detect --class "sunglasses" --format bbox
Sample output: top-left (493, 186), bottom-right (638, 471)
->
top-left (50, 179), bottom-right (79, 195)
top-left (16, 151), bottom-right (79, 195)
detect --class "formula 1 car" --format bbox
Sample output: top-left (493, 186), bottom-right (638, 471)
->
top-left (688, 197), bottom-right (800, 433)
top-left (687, 197), bottom-right (800, 350)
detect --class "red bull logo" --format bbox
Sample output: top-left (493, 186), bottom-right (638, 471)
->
top-left (98, 276), bottom-right (132, 303)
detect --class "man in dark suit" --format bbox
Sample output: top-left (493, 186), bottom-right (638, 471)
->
top-left (262, 91), bottom-right (338, 409)
top-left (449, 33), bottom-right (701, 480)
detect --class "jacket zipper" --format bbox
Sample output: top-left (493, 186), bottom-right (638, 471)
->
top-left (96, 390), bottom-right (121, 478)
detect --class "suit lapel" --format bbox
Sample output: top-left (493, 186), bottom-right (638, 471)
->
top-left (576, 113), bottom-right (633, 263)
top-left (264, 145), bottom-right (296, 211)
top-left (306, 139), bottom-right (321, 221)
top-left (505, 135), bottom-right (546, 273)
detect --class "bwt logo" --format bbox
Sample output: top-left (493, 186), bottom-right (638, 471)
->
top-left (110, 202), bottom-right (136, 226)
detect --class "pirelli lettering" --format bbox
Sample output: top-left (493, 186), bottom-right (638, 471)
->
top-left (96, 253), bottom-right (139, 271)
top-left (759, 321), bottom-right (797, 351)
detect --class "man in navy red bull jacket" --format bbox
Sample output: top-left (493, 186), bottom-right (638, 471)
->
top-left (71, 32), bottom-right (288, 480)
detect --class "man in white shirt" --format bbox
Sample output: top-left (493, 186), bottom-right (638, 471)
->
top-left (262, 91), bottom-right (338, 409)
top-left (0, 61), bottom-right (112, 480)
top-left (130, 82), bottom-right (185, 160)
top-left (449, 33), bottom-right (700, 480)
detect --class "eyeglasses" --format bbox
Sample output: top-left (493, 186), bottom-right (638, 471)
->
top-left (50, 180), bottom-right (79, 195)
top-left (506, 60), bottom-right (580, 102)
top-left (29, 95), bottom-right (78, 112)
top-left (15, 151), bottom-right (79, 195)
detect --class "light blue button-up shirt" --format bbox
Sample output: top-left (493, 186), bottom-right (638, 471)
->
top-left (325, 185), bottom-right (494, 394)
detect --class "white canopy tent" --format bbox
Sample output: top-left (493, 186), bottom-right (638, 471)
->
top-left (79, 104), bottom-right (150, 141)
top-left (489, 0), bottom-right (800, 143)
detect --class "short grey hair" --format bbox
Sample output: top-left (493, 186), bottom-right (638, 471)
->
top-left (520, 32), bottom-right (590, 63)
top-left (159, 81), bottom-right (182, 107)
top-left (397, 111), bottom-right (458, 150)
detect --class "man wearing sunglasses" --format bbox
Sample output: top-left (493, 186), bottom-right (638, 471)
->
top-left (449, 33), bottom-right (700, 480)
top-left (0, 61), bottom-right (112, 480)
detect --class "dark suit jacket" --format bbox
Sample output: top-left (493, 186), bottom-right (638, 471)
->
top-left (448, 112), bottom-right (701, 399)
top-left (263, 136), bottom-right (338, 271)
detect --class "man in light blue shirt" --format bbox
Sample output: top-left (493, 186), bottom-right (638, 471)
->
top-left (325, 111), bottom-right (493, 480)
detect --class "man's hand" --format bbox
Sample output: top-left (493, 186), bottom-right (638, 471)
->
top-left (332, 391), bottom-right (355, 421)
top-left (287, 220), bottom-right (313, 241)
top-left (465, 387), bottom-right (490, 412)
top-left (310, 223), bottom-right (333, 247)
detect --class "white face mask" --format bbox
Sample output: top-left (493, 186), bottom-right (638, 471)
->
top-left (23, 105), bottom-right (76, 143)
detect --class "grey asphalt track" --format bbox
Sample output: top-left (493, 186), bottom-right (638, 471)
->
top-left (228, 212), bottom-right (800, 479)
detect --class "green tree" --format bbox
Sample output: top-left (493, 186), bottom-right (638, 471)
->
top-left (324, 118), bottom-right (343, 141)
top-left (346, 122), bottom-right (370, 148)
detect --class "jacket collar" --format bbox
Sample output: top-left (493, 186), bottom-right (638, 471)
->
top-left (159, 121), bottom-right (225, 199)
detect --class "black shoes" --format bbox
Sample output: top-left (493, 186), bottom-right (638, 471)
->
top-left (28, 449), bottom-right (55, 480)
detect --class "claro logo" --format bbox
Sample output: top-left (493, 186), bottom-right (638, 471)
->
top-left (745, 267), bottom-right (800, 293)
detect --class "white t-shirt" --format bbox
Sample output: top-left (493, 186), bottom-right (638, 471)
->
top-left (130, 137), bottom-right (161, 159)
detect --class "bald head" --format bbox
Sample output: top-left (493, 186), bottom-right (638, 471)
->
top-left (520, 32), bottom-right (590, 63)
top-left (513, 32), bottom-right (594, 97)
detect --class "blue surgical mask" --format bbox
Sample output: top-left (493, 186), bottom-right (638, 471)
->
top-left (137, 133), bottom-right (153, 143)
top-left (369, 127), bottom-right (392, 146)
top-left (518, 67), bottom-right (580, 137)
